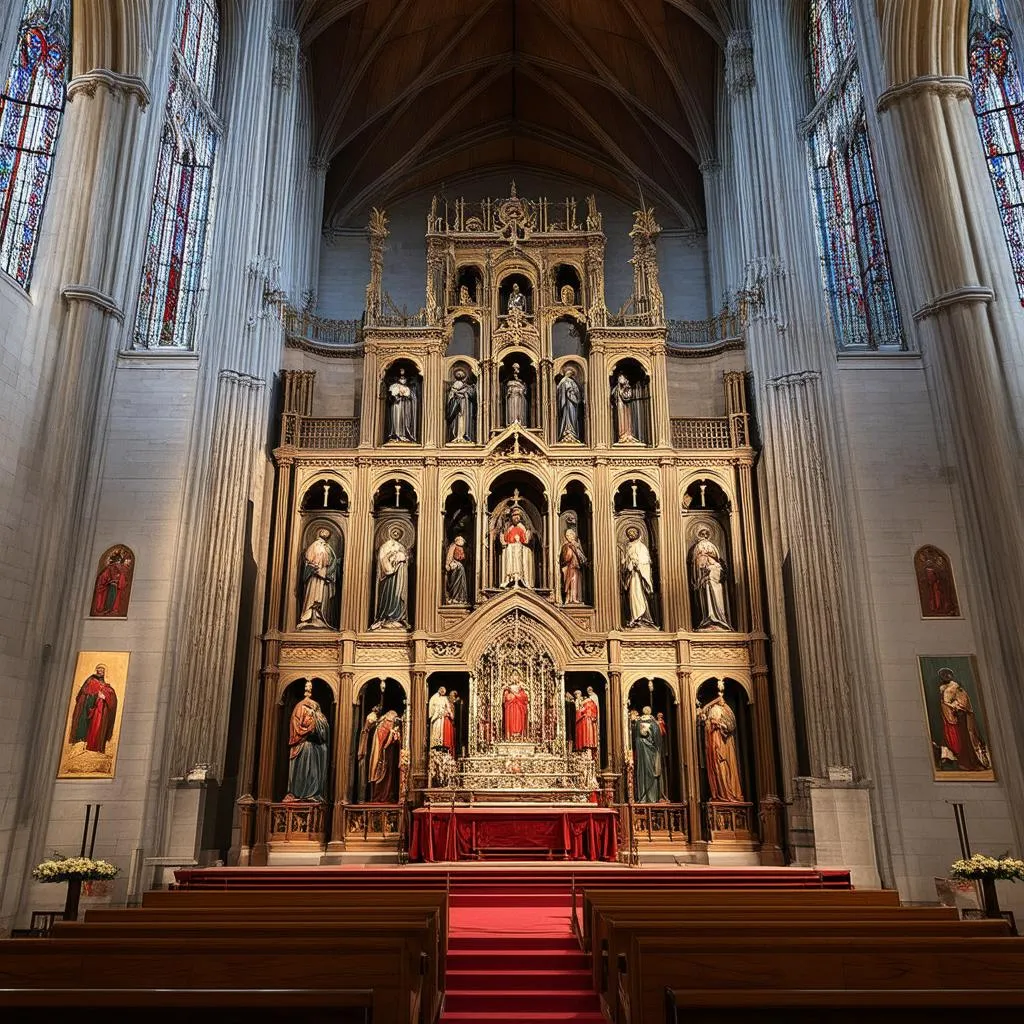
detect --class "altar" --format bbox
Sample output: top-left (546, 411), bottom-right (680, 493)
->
top-left (409, 805), bottom-right (619, 862)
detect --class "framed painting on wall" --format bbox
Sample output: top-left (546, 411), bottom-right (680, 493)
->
top-left (57, 651), bottom-right (129, 780)
top-left (918, 655), bottom-right (995, 782)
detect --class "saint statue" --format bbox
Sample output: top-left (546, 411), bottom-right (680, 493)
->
top-left (499, 506), bottom-right (533, 588)
top-left (938, 668), bottom-right (991, 771)
top-left (621, 527), bottom-right (656, 627)
top-left (559, 527), bottom-right (587, 605)
top-left (631, 706), bottom-right (665, 803)
top-left (90, 550), bottom-right (132, 617)
top-left (372, 526), bottom-right (410, 629)
top-left (68, 664), bottom-right (118, 755)
top-left (297, 528), bottom-right (339, 629)
top-left (556, 367), bottom-right (584, 442)
top-left (458, 283), bottom-right (471, 305)
top-left (507, 281), bottom-right (527, 315)
top-left (504, 362), bottom-right (529, 426)
top-left (284, 680), bottom-right (330, 802)
top-left (446, 368), bottom-right (476, 443)
top-left (368, 710), bottom-right (403, 802)
top-left (444, 535), bottom-right (469, 604)
top-left (385, 367), bottom-right (418, 442)
top-left (612, 373), bottom-right (639, 443)
top-left (560, 283), bottom-right (576, 305)
top-left (502, 676), bottom-right (530, 740)
top-left (689, 527), bottom-right (731, 630)
top-left (428, 686), bottom-right (455, 752)
top-left (698, 681), bottom-right (744, 802)
top-left (355, 703), bottom-right (382, 801)
top-left (566, 687), bottom-right (599, 756)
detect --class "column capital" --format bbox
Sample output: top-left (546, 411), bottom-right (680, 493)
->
top-left (877, 75), bottom-right (973, 114)
top-left (67, 69), bottom-right (151, 109)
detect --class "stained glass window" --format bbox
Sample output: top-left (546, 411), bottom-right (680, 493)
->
top-left (806, 0), bottom-right (905, 350)
top-left (969, 0), bottom-right (1024, 304)
top-left (0, 0), bottom-right (69, 289)
top-left (133, 0), bottom-right (220, 350)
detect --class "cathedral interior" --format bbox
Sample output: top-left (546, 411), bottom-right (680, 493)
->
top-left (2, 0), bottom-right (1024, 959)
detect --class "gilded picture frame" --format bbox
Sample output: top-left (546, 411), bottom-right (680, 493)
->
top-left (57, 651), bottom-right (129, 780)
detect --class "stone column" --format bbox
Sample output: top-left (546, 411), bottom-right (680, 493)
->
top-left (327, 670), bottom-right (354, 858)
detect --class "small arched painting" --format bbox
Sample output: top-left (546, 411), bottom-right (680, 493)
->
top-left (90, 544), bottom-right (135, 618)
top-left (914, 545), bottom-right (960, 618)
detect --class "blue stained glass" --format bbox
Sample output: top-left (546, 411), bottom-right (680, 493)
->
top-left (0, 0), bottom-right (69, 288)
top-left (969, 0), bottom-right (1024, 303)
top-left (806, 3), bottom-right (905, 350)
top-left (133, 0), bottom-right (219, 349)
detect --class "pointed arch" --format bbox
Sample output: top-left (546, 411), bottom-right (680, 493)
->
top-left (458, 594), bottom-right (586, 668)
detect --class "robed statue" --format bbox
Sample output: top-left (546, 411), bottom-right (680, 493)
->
top-left (631, 706), bottom-right (665, 803)
top-left (698, 681), bottom-right (744, 802)
top-left (446, 367), bottom-right (476, 443)
top-left (504, 362), bottom-right (529, 426)
top-left (559, 527), bottom-right (587, 605)
top-left (444, 536), bottom-right (469, 604)
top-left (385, 367), bottom-right (418, 442)
top-left (690, 527), bottom-right (731, 630)
top-left (428, 686), bottom-right (457, 754)
top-left (355, 703), bottom-right (382, 801)
top-left (621, 527), bottom-right (656, 627)
top-left (368, 710), bottom-right (403, 802)
top-left (498, 504), bottom-right (534, 588)
top-left (612, 373), bottom-right (639, 443)
top-left (556, 367), bottom-right (584, 442)
top-left (372, 526), bottom-right (411, 629)
top-left (297, 528), bottom-right (339, 629)
top-left (284, 681), bottom-right (330, 802)
top-left (566, 687), bottom-right (599, 756)
top-left (502, 677), bottom-right (530, 740)
top-left (507, 281), bottom-right (527, 315)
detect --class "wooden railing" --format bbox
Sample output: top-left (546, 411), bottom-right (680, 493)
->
top-left (290, 417), bottom-right (360, 449)
top-left (670, 417), bottom-right (733, 449)
top-left (631, 802), bottom-right (689, 844)
top-left (667, 303), bottom-right (745, 349)
top-left (283, 308), bottom-right (363, 347)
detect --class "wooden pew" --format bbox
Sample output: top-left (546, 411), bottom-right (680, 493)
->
top-left (0, 935), bottom-right (422, 1024)
top-left (622, 935), bottom-right (1024, 1024)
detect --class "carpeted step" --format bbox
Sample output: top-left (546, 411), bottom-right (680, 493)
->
top-left (447, 969), bottom-right (592, 992)
top-left (440, 1014), bottom-right (606, 1023)
top-left (444, 989), bottom-right (599, 1013)
top-left (449, 950), bottom-right (589, 972)
top-left (450, 893), bottom-right (574, 908)
top-left (449, 935), bottom-right (579, 951)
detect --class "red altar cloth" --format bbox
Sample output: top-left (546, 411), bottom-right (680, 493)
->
top-left (409, 806), bottom-right (619, 862)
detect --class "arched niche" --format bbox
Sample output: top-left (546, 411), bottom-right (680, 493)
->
top-left (913, 544), bottom-right (961, 617)
top-left (558, 481), bottom-right (592, 606)
top-left (487, 470), bottom-right (549, 593)
top-left (626, 678), bottom-right (680, 802)
top-left (552, 316), bottom-right (586, 359)
top-left (447, 315), bottom-right (480, 359)
top-left (498, 352), bottom-right (538, 429)
top-left (275, 677), bottom-right (335, 803)
top-left (350, 676), bottom-right (407, 805)
top-left (89, 543), bottom-right (135, 618)
top-left (427, 672), bottom-right (471, 759)
top-left (498, 272), bottom-right (534, 317)
top-left (444, 358), bottom-right (479, 444)
top-left (564, 672), bottom-right (607, 768)
top-left (610, 357), bottom-right (653, 446)
top-left (295, 517), bottom-right (344, 630)
top-left (380, 358), bottom-right (422, 444)
top-left (553, 263), bottom-right (583, 306)
top-left (683, 479), bottom-right (735, 632)
top-left (369, 480), bottom-right (417, 630)
top-left (442, 480), bottom-right (476, 608)
top-left (454, 265), bottom-right (482, 306)
top-left (554, 357), bottom-right (587, 443)
top-left (695, 677), bottom-right (755, 814)
top-left (614, 479), bottom-right (661, 629)
top-left (300, 478), bottom-right (349, 512)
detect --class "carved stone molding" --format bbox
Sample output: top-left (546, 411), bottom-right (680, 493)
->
top-left (427, 640), bottom-right (463, 659)
top-left (621, 642), bottom-right (676, 664)
top-left (270, 28), bottom-right (300, 88)
top-left (765, 369), bottom-right (821, 391)
top-left (280, 645), bottom-right (340, 664)
top-left (67, 70), bottom-right (151, 109)
top-left (913, 285), bottom-right (994, 322)
top-left (690, 643), bottom-right (750, 666)
top-left (725, 31), bottom-right (755, 97)
top-left (572, 640), bottom-right (606, 658)
top-left (354, 641), bottom-right (413, 664)
top-left (877, 75), bottom-right (974, 114)
top-left (61, 284), bottom-right (124, 323)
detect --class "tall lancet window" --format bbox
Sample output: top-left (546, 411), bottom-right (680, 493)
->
top-left (0, 0), bottom-right (70, 289)
top-left (133, 0), bottom-right (221, 349)
top-left (806, 0), bottom-right (904, 350)
top-left (969, 0), bottom-right (1024, 304)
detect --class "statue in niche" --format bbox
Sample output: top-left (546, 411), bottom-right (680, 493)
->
top-left (385, 367), bottom-right (418, 442)
top-left (90, 545), bottom-right (134, 617)
top-left (355, 702), bottom-right (382, 801)
top-left (502, 674), bottom-right (530, 740)
top-left (698, 681), bottom-right (744, 802)
top-left (560, 284), bottom-right (576, 305)
top-left (368, 710), bottom-right (402, 802)
top-left (498, 502), bottom-right (534, 589)
top-left (446, 367), bottom-right (476, 443)
top-left (297, 528), bottom-right (339, 629)
top-left (631, 706), bottom-right (665, 802)
top-left (458, 284), bottom-right (472, 305)
top-left (507, 281), bottom-right (527, 315)
top-left (284, 680), bottom-right (330, 802)
top-left (504, 361), bottom-right (529, 426)
top-left (689, 527), bottom-right (732, 630)
top-left (914, 546), bottom-right (960, 617)
top-left (428, 686), bottom-right (456, 753)
top-left (556, 366), bottom-right (584, 443)
top-left (611, 372), bottom-right (640, 443)
top-left (372, 526), bottom-right (410, 629)
top-left (566, 687), bottom-right (599, 757)
top-left (444, 535), bottom-right (468, 604)
top-left (559, 527), bottom-right (587, 605)
top-left (621, 527), bottom-right (656, 627)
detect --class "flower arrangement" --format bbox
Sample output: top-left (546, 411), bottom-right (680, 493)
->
top-left (950, 854), bottom-right (1024, 882)
top-left (32, 855), bottom-right (119, 884)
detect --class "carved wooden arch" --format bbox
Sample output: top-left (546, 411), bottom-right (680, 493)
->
top-left (443, 353), bottom-right (481, 377)
top-left (352, 672), bottom-right (411, 702)
top-left (276, 671), bottom-right (341, 704)
top-left (295, 468), bottom-right (354, 504)
top-left (877, 0), bottom-right (971, 86)
top-left (678, 468), bottom-right (735, 508)
top-left (622, 673), bottom-right (681, 705)
top-left (378, 352), bottom-right (426, 381)
top-left (609, 352), bottom-right (656, 379)
top-left (458, 594), bottom-right (584, 668)
top-left (552, 354), bottom-right (588, 380)
top-left (555, 470), bottom-right (595, 496)
top-left (483, 463), bottom-right (556, 500)
top-left (439, 471), bottom-right (479, 502)
top-left (689, 671), bottom-right (754, 705)
top-left (610, 468), bottom-right (662, 500)
top-left (368, 470), bottom-right (421, 502)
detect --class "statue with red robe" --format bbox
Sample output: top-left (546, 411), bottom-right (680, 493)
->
top-left (572, 687), bottom-right (599, 755)
top-left (91, 552), bottom-right (131, 616)
top-left (502, 678), bottom-right (529, 740)
top-left (368, 710), bottom-right (403, 802)
top-left (69, 665), bottom-right (118, 754)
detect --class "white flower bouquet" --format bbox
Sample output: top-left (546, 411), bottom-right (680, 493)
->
top-left (32, 855), bottom-right (119, 883)
top-left (950, 853), bottom-right (1024, 882)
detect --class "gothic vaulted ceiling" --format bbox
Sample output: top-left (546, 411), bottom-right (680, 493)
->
top-left (299, 0), bottom-right (731, 230)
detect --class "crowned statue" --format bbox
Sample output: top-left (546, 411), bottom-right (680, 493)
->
top-left (497, 494), bottom-right (534, 588)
